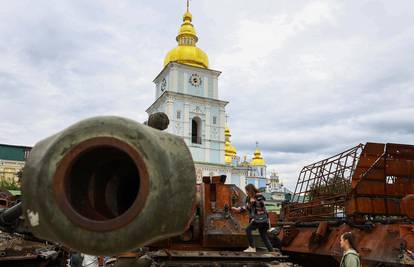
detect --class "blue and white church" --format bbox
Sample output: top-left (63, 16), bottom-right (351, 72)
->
top-left (146, 3), bottom-right (274, 191)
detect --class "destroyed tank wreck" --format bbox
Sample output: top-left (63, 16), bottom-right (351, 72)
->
top-left (276, 143), bottom-right (414, 267)
top-left (11, 115), bottom-right (292, 266)
top-left (0, 189), bottom-right (67, 266)
top-left (5, 114), bottom-right (413, 266)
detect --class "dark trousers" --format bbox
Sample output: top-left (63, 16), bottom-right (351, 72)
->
top-left (246, 222), bottom-right (274, 252)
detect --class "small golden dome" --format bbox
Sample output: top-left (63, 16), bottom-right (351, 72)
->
top-left (224, 127), bottom-right (237, 165)
top-left (224, 127), bottom-right (231, 139)
top-left (225, 141), bottom-right (237, 155)
top-left (164, 2), bottom-right (209, 69)
top-left (183, 11), bottom-right (192, 22)
top-left (251, 147), bottom-right (265, 166)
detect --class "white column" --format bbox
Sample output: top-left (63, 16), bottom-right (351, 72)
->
top-left (184, 72), bottom-right (188, 94)
top-left (213, 77), bottom-right (218, 99)
top-left (205, 104), bottom-right (211, 162)
top-left (219, 106), bottom-right (226, 164)
top-left (172, 68), bottom-right (178, 93)
top-left (166, 96), bottom-right (174, 134)
top-left (155, 82), bottom-right (159, 99)
top-left (183, 101), bottom-right (190, 143)
top-left (204, 76), bottom-right (209, 98)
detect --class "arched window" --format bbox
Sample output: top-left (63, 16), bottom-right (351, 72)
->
top-left (191, 117), bottom-right (202, 144)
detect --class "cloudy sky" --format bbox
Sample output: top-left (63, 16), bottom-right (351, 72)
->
top-left (1, 0), bottom-right (413, 189)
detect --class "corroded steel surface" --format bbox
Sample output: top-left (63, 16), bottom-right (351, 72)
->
top-left (201, 175), bottom-right (251, 248)
top-left (150, 176), bottom-right (252, 250)
top-left (0, 232), bottom-right (65, 266)
top-left (278, 223), bottom-right (414, 266)
top-left (346, 143), bottom-right (414, 219)
top-left (0, 188), bottom-right (18, 209)
top-left (150, 175), bottom-right (287, 252)
top-left (128, 177), bottom-right (293, 265)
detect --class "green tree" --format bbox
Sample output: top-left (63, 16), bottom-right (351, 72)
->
top-left (0, 179), bottom-right (20, 190)
top-left (308, 175), bottom-right (351, 201)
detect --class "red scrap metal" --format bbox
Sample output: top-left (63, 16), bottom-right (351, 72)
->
top-left (151, 175), bottom-right (252, 250)
top-left (279, 142), bottom-right (414, 266)
top-left (0, 188), bottom-right (18, 209)
top-left (346, 143), bottom-right (414, 219)
top-left (285, 144), bottom-right (363, 222)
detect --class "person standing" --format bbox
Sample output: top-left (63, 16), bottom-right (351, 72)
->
top-left (69, 251), bottom-right (83, 267)
top-left (340, 232), bottom-right (361, 267)
top-left (232, 184), bottom-right (274, 252)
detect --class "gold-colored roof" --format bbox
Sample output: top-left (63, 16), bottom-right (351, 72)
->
top-left (224, 127), bottom-right (237, 165)
top-left (164, 2), bottom-right (209, 68)
top-left (251, 147), bottom-right (266, 166)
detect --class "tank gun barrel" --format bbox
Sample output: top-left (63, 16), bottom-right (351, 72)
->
top-left (21, 116), bottom-right (196, 255)
top-left (0, 202), bottom-right (22, 226)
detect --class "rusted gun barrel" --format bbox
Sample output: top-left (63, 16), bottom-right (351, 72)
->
top-left (21, 116), bottom-right (196, 255)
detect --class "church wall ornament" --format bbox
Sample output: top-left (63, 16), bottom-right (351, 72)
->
top-left (210, 126), bottom-right (219, 139)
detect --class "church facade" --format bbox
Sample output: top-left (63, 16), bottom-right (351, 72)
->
top-left (146, 3), bottom-right (269, 190)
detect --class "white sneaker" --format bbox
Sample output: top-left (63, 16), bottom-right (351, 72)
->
top-left (243, 246), bottom-right (256, 252)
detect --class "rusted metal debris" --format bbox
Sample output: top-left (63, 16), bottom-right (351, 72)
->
top-left (286, 144), bottom-right (363, 222)
top-left (0, 187), bottom-right (67, 266)
top-left (278, 142), bottom-right (414, 266)
top-left (17, 114), bottom-right (414, 266)
top-left (0, 231), bottom-right (66, 266)
top-left (0, 188), bottom-right (18, 209)
top-left (13, 115), bottom-right (291, 266)
top-left (347, 143), bottom-right (414, 220)
top-left (151, 175), bottom-right (269, 249)
top-left (114, 250), bottom-right (294, 267)
top-left (137, 176), bottom-right (294, 266)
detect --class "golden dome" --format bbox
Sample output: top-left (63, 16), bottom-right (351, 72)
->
top-left (164, 46), bottom-right (209, 69)
top-left (251, 146), bottom-right (266, 166)
top-left (225, 127), bottom-right (237, 165)
top-left (164, 2), bottom-right (209, 68)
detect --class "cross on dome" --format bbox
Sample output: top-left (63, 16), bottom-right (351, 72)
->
top-left (163, 0), bottom-right (209, 68)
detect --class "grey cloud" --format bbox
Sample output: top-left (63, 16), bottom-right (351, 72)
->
top-left (351, 109), bottom-right (414, 135)
top-left (234, 136), bottom-right (331, 154)
top-left (1, 0), bottom-right (414, 191)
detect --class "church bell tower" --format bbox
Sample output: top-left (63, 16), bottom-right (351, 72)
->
top-left (146, 1), bottom-right (228, 165)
